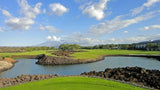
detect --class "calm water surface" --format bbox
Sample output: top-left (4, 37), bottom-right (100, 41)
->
top-left (0, 56), bottom-right (160, 78)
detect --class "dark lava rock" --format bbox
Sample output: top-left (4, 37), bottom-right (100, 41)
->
top-left (81, 66), bottom-right (160, 89)
top-left (35, 54), bottom-right (80, 65)
top-left (0, 74), bottom-right (57, 88)
top-left (35, 54), bottom-right (46, 59)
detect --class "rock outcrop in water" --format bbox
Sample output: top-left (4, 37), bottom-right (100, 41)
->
top-left (35, 54), bottom-right (105, 65)
top-left (35, 54), bottom-right (79, 65)
top-left (0, 74), bottom-right (58, 88)
top-left (81, 66), bottom-right (160, 89)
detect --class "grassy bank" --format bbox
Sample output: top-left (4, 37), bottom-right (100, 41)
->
top-left (0, 49), bottom-right (160, 59)
top-left (1, 76), bottom-right (146, 90)
top-left (72, 49), bottom-right (160, 59)
top-left (0, 50), bottom-right (55, 57)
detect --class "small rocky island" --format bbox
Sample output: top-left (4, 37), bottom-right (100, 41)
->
top-left (35, 54), bottom-right (78, 65)
top-left (35, 54), bottom-right (105, 65)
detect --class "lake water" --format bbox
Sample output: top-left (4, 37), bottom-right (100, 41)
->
top-left (0, 56), bottom-right (160, 78)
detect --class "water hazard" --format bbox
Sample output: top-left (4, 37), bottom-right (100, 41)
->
top-left (0, 56), bottom-right (160, 78)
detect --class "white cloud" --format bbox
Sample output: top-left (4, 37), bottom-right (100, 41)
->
top-left (1, 0), bottom-right (42, 30)
top-left (45, 26), bottom-right (60, 33)
top-left (131, 0), bottom-right (160, 15)
top-left (47, 36), bottom-right (52, 40)
top-left (140, 25), bottom-right (160, 30)
top-left (47, 35), bottom-right (61, 41)
top-left (131, 7), bottom-right (144, 16)
top-left (18, 0), bottom-right (42, 19)
top-left (1, 9), bottom-right (12, 17)
top-left (46, 32), bottom-right (160, 46)
top-left (49, 3), bottom-right (68, 16)
top-left (81, 0), bottom-right (110, 20)
top-left (46, 33), bottom-right (105, 46)
top-left (5, 17), bottom-right (34, 30)
top-left (67, 33), bottom-right (105, 46)
top-left (143, 0), bottom-right (160, 7)
top-left (89, 11), bottom-right (160, 36)
top-left (123, 31), bottom-right (128, 34)
top-left (106, 34), bottom-right (160, 44)
top-left (39, 25), bottom-right (60, 33)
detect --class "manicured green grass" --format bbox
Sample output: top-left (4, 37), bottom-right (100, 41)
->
top-left (0, 49), bottom-right (160, 59)
top-left (0, 50), bottom-right (55, 57)
top-left (71, 49), bottom-right (160, 59)
top-left (1, 77), bottom-right (146, 90)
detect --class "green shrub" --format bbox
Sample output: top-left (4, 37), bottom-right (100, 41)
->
top-left (2, 57), bottom-right (5, 60)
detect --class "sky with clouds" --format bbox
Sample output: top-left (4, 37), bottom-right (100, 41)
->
top-left (0, 0), bottom-right (160, 46)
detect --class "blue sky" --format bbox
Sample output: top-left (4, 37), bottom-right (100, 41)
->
top-left (0, 0), bottom-right (160, 46)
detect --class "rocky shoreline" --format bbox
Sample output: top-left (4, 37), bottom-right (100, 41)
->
top-left (0, 74), bottom-right (58, 88)
top-left (35, 54), bottom-right (160, 65)
top-left (0, 61), bottom-right (13, 73)
top-left (81, 66), bottom-right (160, 89)
top-left (0, 58), bottom-right (17, 73)
top-left (0, 67), bottom-right (159, 89)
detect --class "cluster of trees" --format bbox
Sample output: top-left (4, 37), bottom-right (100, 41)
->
top-left (1, 43), bottom-right (159, 53)
top-left (81, 44), bottom-right (135, 50)
top-left (59, 44), bottom-right (80, 51)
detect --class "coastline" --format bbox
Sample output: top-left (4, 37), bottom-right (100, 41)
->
top-left (0, 66), bottom-right (159, 89)
top-left (0, 74), bottom-right (58, 88)
top-left (0, 58), bottom-right (17, 73)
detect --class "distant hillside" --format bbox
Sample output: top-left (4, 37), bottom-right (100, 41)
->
top-left (37, 40), bottom-right (76, 47)
top-left (37, 41), bottom-right (63, 47)
top-left (36, 40), bottom-right (95, 47)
